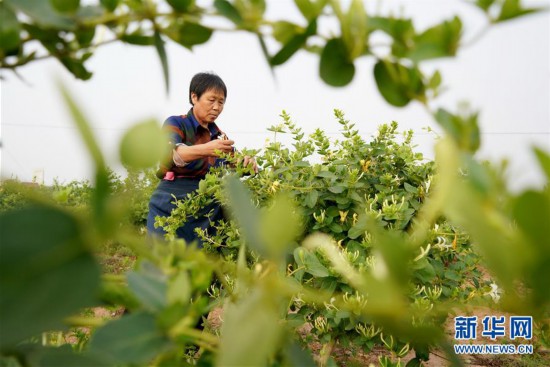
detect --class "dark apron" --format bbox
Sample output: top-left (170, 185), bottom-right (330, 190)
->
top-left (146, 177), bottom-right (223, 246)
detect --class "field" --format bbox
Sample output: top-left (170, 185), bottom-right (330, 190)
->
top-left (2, 114), bottom-right (549, 366)
top-left (1, 1), bottom-right (548, 366)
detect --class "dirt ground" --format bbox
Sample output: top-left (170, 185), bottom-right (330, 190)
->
top-left (62, 305), bottom-right (548, 366)
top-left (206, 306), bottom-right (549, 367)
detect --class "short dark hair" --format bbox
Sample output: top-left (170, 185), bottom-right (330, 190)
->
top-left (189, 72), bottom-right (227, 105)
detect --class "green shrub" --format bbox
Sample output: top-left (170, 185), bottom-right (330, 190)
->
top-left (160, 110), bottom-right (491, 359)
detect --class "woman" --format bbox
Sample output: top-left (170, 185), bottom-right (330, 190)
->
top-left (146, 72), bottom-right (257, 244)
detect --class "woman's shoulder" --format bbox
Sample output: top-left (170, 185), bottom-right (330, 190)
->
top-left (163, 115), bottom-right (193, 128)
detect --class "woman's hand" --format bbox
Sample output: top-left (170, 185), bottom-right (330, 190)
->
top-left (241, 156), bottom-right (259, 174)
top-left (203, 139), bottom-right (235, 156)
top-left (174, 139), bottom-right (234, 162)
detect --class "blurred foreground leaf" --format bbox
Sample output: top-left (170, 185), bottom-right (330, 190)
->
top-left (59, 83), bottom-right (111, 234)
top-left (6, 0), bottom-right (75, 29)
top-left (217, 288), bottom-right (283, 366)
top-left (320, 38), bottom-right (355, 87)
top-left (127, 266), bottom-right (168, 313)
top-left (0, 3), bottom-right (21, 52)
top-left (49, 0), bottom-right (80, 14)
top-left (154, 31), bottom-right (170, 94)
top-left (497, 0), bottom-right (543, 22)
top-left (119, 119), bottom-right (168, 170)
top-left (224, 177), bottom-right (302, 260)
top-left (88, 312), bottom-right (171, 365)
top-left (512, 189), bottom-right (550, 309)
top-left (374, 60), bottom-right (426, 107)
top-left (27, 345), bottom-right (107, 367)
top-left (434, 107), bottom-right (480, 153)
top-left (0, 204), bottom-right (101, 349)
top-left (223, 175), bottom-right (265, 255)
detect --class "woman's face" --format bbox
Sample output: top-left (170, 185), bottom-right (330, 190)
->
top-left (191, 88), bottom-right (225, 126)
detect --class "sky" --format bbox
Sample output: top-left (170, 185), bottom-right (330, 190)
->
top-left (1, 0), bottom-right (549, 191)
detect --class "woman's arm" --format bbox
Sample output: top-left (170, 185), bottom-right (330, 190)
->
top-left (174, 139), bottom-right (235, 162)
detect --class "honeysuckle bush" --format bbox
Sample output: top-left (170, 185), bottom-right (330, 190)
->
top-left (157, 110), bottom-right (493, 363)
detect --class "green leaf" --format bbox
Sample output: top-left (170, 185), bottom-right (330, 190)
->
top-left (214, 0), bottom-right (243, 25)
top-left (320, 38), bottom-right (355, 87)
top-left (295, 247), bottom-right (330, 277)
top-left (0, 204), bottom-right (101, 348)
top-left (341, 0), bottom-right (368, 59)
top-left (0, 3), bottom-right (21, 51)
top-left (167, 271), bottom-right (191, 305)
top-left (325, 206), bottom-right (339, 218)
top-left (434, 107), bottom-right (480, 153)
top-left (534, 147), bottom-right (550, 180)
top-left (58, 82), bottom-right (110, 234)
top-left (294, 0), bottom-right (326, 21)
top-left (316, 170), bottom-right (337, 179)
top-left (271, 20), bottom-right (316, 66)
top-left (284, 341), bottom-right (317, 367)
top-left (373, 59), bottom-right (426, 107)
top-left (154, 31), bottom-right (170, 94)
top-left (348, 218), bottom-right (367, 239)
top-left (305, 190), bottom-right (318, 208)
top-left (404, 182), bottom-right (417, 193)
top-left (428, 70), bottom-right (442, 90)
top-left (513, 190), bottom-right (550, 252)
top-left (413, 259), bottom-right (436, 283)
top-left (120, 120), bottom-right (168, 169)
top-left (99, 279), bottom-right (140, 310)
top-left (234, 0), bottom-right (265, 29)
top-left (329, 222), bottom-right (343, 233)
top-left (99, 0), bottom-right (119, 12)
top-left (6, 0), bottom-right (75, 29)
top-left (349, 190), bottom-right (362, 202)
top-left (293, 160), bottom-right (310, 167)
top-left (407, 17), bottom-right (462, 62)
top-left (223, 176), bottom-right (266, 255)
top-left (121, 31), bottom-right (155, 46)
top-left (367, 221), bottom-right (413, 285)
top-left (436, 139), bottom-right (520, 291)
top-left (28, 345), bottom-right (108, 367)
top-left (58, 82), bottom-right (105, 175)
top-left (463, 155), bottom-right (492, 195)
top-left (127, 266), bottom-right (168, 312)
top-left (259, 194), bottom-right (303, 259)
top-left (75, 26), bottom-right (95, 47)
top-left (475, 0), bottom-right (496, 12)
top-left (328, 185), bottom-right (345, 194)
top-left (59, 56), bottom-right (93, 80)
top-left (273, 21), bottom-right (303, 44)
top-left (218, 288), bottom-right (283, 366)
top-left (76, 4), bottom-right (103, 19)
top-left (513, 190), bottom-right (550, 306)
top-left (166, 21), bottom-right (213, 49)
top-left (49, 0), bottom-right (80, 14)
top-left (497, 0), bottom-right (541, 23)
top-left (257, 33), bottom-right (274, 75)
top-left (225, 179), bottom-right (302, 260)
top-left (88, 312), bottom-right (171, 365)
top-left (434, 108), bottom-right (460, 142)
top-left (167, 0), bottom-right (193, 12)
top-left (370, 16), bottom-right (415, 58)
top-left (444, 269), bottom-right (461, 282)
